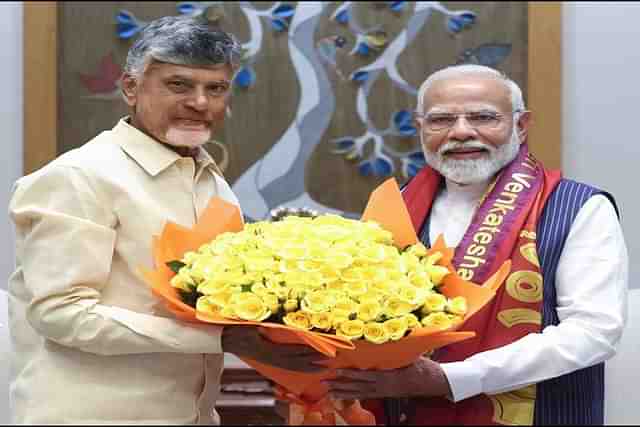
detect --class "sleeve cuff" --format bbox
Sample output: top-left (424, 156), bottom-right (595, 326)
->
top-left (440, 360), bottom-right (484, 402)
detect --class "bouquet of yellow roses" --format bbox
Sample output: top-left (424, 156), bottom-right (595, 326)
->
top-left (141, 178), bottom-right (509, 425)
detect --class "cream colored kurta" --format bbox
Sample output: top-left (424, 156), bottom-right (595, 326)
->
top-left (8, 118), bottom-right (240, 424)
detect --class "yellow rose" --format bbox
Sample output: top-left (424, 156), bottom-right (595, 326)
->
top-left (201, 289), bottom-right (235, 308)
top-left (358, 290), bottom-right (385, 304)
top-left (383, 317), bottom-right (409, 340)
top-left (325, 253), bottom-right (354, 271)
top-left (383, 297), bottom-right (414, 317)
top-left (423, 251), bottom-right (443, 266)
top-left (336, 319), bottom-right (365, 340)
top-left (325, 280), bottom-right (347, 293)
top-left (358, 244), bottom-right (387, 264)
top-left (408, 270), bottom-right (434, 290)
top-left (287, 285), bottom-right (307, 300)
top-left (426, 264), bottom-right (451, 286)
top-left (421, 312), bottom-right (453, 330)
top-left (334, 297), bottom-right (359, 316)
top-left (170, 271), bottom-right (195, 291)
top-left (406, 242), bottom-right (428, 258)
top-left (283, 311), bottom-right (313, 330)
top-left (278, 259), bottom-right (298, 273)
top-left (283, 299), bottom-right (299, 313)
top-left (357, 301), bottom-right (382, 322)
top-left (331, 312), bottom-right (350, 329)
top-left (345, 281), bottom-right (368, 299)
top-left (217, 269), bottom-right (246, 286)
top-left (340, 267), bottom-right (364, 283)
top-left (219, 305), bottom-right (239, 320)
top-left (370, 280), bottom-right (395, 297)
top-left (397, 285), bottom-right (427, 307)
top-left (231, 293), bottom-right (271, 321)
top-left (182, 251), bottom-right (199, 265)
top-left (297, 259), bottom-right (323, 273)
top-left (250, 282), bottom-right (269, 296)
top-left (195, 295), bottom-right (222, 315)
top-left (301, 290), bottom-right (335, 314)
top-left (446, 296), bottom-right (468, 316)
top-left (311, 312), bottom-right (333, 331)
top-left (448, 314), bottom-right (464, 326)
top-left (196, 278), bottom-right (221, 295)
top-left (401, 252), bottom-right (420, 271)
top-left (402, 313), bottom-right (421, 329)
top-left (421, 293), bottom-right (447, 315)
top-left (319, 266), bottom-right (342, 284)
top-left (243, 254), bottom-right (276, 272)
top-left (363, 322), bottom-right (389, 344)
top-left (262, 293), bottom-right (280, 314)
top-left (277, 245), bottom-right (308, 260)
top-left (265, 280), bottom-right (289, 300)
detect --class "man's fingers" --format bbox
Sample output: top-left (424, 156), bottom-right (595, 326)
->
top-left (326, 382), bottom-right (380, 400)
top-left (329, 390), bottom-right (373, 400)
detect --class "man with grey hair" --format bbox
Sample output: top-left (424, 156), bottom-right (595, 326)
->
top-left (8, 16), bottom-right (326, 424)
top-left (325, 65), bottom-right (628, 425)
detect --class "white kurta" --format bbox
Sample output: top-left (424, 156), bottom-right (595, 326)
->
top-left (8, 118), bottom-right (240, 424)
top-left (431, 179), bottom-right (629, 402)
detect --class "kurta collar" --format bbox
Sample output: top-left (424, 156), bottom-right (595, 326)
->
top-left (443, 177), bottom-right (492, 205)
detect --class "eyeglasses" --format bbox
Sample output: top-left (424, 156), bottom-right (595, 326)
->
top-left (414, 110), bottom-right (525, 132)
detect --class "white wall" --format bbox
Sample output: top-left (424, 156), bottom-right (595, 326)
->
top-left (0, 1), bottom-right (22, 289)
top-left (0, 2), bottom-right (22, 424)
top-left (563, 2), bottom-right (640, 425)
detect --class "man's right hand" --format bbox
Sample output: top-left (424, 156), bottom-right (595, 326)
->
top-left (221, 326), bottom-right (330, 373)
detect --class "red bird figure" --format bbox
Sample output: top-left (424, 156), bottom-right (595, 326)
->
top-left (78, 52), bottom-right (123, 99)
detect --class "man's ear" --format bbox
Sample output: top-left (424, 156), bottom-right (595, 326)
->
top-left (121, 74), bottom-right (138, 107)
top-left (516, 111), bottom-right (532, 143)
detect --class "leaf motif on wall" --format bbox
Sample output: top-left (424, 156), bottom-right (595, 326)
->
top-left (115, 10), bottom-right (147, 39)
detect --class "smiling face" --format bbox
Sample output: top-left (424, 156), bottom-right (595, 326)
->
top-left (122, 61), bottom-right (233, 149)
top-left (416, 75), bottom-right (531, 184)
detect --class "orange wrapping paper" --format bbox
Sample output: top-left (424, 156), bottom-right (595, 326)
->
top-left (140, 178), bottom-right (510, 424)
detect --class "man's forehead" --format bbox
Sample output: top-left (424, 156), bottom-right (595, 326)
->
top-left (147, 61), bottom-right (232, 79)
top-left (422, 75), bottom-right (511, 111)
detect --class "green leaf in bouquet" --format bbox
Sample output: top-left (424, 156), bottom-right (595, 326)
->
top-left (177, 288), bottom-right (203, 308)
top-left (166, 260), bottom-right (186, 274)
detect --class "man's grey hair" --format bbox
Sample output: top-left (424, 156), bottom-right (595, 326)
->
top-left (124, 15), bottom-right (242, 80)
top-left (416, 64), bottom-right (525, 114)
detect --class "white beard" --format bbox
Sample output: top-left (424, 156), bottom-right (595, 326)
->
top-left (165, 127), bottom-right (211, 148)
top-left (423, 129), bottom-right (521, 184)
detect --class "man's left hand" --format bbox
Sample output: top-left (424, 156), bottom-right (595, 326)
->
top-left (322, 356), bottom-right (452, 400)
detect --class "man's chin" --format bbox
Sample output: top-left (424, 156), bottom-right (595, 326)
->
top-left (437, 159), bottom-right (498, 184)
top-left (165, 128), bottom-right (211, 148)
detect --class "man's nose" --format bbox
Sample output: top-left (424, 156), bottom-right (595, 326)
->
top-left (448, 115), bottom-right (477, 140)
top-left (186, 88), bottom-right (209, 111)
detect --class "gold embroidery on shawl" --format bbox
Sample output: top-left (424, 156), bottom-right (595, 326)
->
top-left (506, 271), bottom-right (543, 303)
top-left (497, 308), bottom-right (542, 328)
top-left (489, 384), bottom-right (536, 425)
top-left (519, 243), bottom-right (540, 267)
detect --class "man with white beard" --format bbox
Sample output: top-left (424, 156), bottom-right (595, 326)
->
top-left (7, 16), bottom-right (327, 424)
top-left (325, 65), bottom-right (628, 425)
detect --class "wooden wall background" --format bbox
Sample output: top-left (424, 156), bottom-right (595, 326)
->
top-left (24, 2), bottom-right (561, 218)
